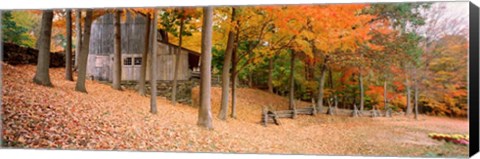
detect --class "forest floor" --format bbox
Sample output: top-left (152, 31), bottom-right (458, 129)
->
top-left (2, 63), bottom-right (469, 157)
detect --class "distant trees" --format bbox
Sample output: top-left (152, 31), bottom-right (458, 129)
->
top-left (3, 3), bottom-right (467, 130)
top-left (1, 11), bottom-right (31, 47)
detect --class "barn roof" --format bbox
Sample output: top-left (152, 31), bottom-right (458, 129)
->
top-left (157, 40), bottom-right (201, 57)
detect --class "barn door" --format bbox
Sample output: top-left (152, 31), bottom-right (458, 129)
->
top-left (132, 55), bottom-right (142, 81)
top-left (121, 55), bottom-right (142, 81)
top-left (122, 55), bottom-right (134, 81)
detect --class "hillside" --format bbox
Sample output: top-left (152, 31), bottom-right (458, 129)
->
top-left (1, 64), bottom-right (468, 157)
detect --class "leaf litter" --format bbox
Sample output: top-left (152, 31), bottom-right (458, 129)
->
top-left (1, 63), bottom-right (468, 157)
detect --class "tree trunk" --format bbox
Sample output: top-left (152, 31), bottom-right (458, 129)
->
top-left (172, 17), bottom-right (185, 106)
top-left (268, 57), bottom-right (274, 93)
top-left (219, 7), bottom-right (236, 120)
top-left (231, 71), bottom-right (237, 119)
top-left (406, 76), bottom-right (412, 116)
top-left (197, 7), bottom-right (214, 129)
top-left (334, 94), bottom-right (338, 114)
top-left (230, 25), bottom-right (240, 119)
top-left (112, 10), bottom-right (122, 90)
top-left (33, 10), bottom-right (54, 87)
top-left (384, 79), bottom-right (391, 117)
top-left (414, 74), bottom-right (419, 120)
top-left (75, 10), bottom-right (82, 69)
top-left (138, 14), bottom-right (151, 96)
top-left (248, 71), bottom-right (254, 87)
top-left (75, 9), bottom-right (93, 93)
top-left (326, 68), bottom-right (334, 115)
top-left (288, 51), bottom-right (296, 110)
top-left (359, 67), bottom-right (364, 112)
top-left (150, 9), bottom-right (159, 114)
top-left (316, 56), bottom-right (328, 113)
top-left (65, 10), bottom-right (74, 81)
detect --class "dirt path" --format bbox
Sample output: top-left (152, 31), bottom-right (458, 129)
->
top-left (2, 64), bottom-right (468, 157)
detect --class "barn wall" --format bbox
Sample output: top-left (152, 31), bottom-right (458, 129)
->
top-left (88, 13), bottom-right (192, 82)
top-left (89, 13), bottom-right (147, 56)
top-left (145, 43), bottom-right (190, 81)
top-left (87, 54), bottom-right (111, 81)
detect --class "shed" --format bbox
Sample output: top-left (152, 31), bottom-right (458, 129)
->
top-left (87, 12), bottom-right (200, 82)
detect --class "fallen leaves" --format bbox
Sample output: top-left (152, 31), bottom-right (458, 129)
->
top-left (1, 63), bottom-right (469, 157)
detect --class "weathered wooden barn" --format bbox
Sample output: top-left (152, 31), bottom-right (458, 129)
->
top-left (87, 13), bottom-right (201, 82)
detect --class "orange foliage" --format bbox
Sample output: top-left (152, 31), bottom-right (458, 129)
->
top-left (340, 67), bottom-right (358, 84)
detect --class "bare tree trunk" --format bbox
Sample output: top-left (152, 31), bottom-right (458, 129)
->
top-left (248, 71), bottom-right (254, 87)
top-left (288, 51), bottom-right (296, 110)
top-left (329, 69), bottom-right (338, 114)
top-left (33, 10), bottom-right (54, 87)
top-left (150, 9), bottom-right (159, 114)
top-left (384, 79), bottom-right (392, 117)
top-left (231, 71), bottom-right (237, 119)
top-left (197, 7), bottom-right (214, 129)
top-left (316, 56), bottom-right (328, 113)
top-left (334, 94), bottom-right (338, 113)
top-left (230, 28), bottom-right (240, 119)
top-left (414, 72), bottom-right (419, 120)
top-left (406, 76), bottom-right (412, 116)
top-left (359, 67), bottom-right (364, 112)
top-left (75, 9), bottom-right (93, 93)
top-left (326, 68), bottom-right (334, 115)
top-left (268, 57), bottom-right (274, 93)
top-left (75, 10), bottom-right (82, 69)
top-left (65, 9), bottom-right (74, 81)
top-left (172, 17), bottom-right (185, 106)
top-left (112, 10), bottom-right (122, 90)
top-left (138, 14), bottom-right (151, 96)
top-left (219, 7), bottom-right (236, 120)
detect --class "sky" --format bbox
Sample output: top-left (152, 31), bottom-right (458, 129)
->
top-left (415, 1), bottom-right (470, 40)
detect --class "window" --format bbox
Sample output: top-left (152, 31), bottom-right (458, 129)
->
top-left (134, 57), bottom-right (142, 65)
top-left (124, 57), bottom-right (132, 65)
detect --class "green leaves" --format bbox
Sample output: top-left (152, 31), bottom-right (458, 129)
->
top-left (2, 11), bottom-right (32, 47)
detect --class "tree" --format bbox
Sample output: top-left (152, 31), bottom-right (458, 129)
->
top-left (65, 9), bottom-right (73, 81)
top-left (156, 8), bottom-right (197, 105)
top-left (75, 9), bottom-right (93, 93)
top-left (229, 7), bottom-right (273, 118)
top-left (288, 50), bottom-right (296, 115)
top-left (171, 9), bottom-right (188, 106)
top-left (74, 10), bottom-right (82, 69)
top-left (150, 9), bottom-right (159, 114)
top-left (112, 10), bottom-right (122, 90)
top-left (32, 10), bottom-right (54, 87)
top-left (1, 11), bottom-right (32, 47)
top-left (138, 13), bottom-right (151, 96)
top-left (197, 7), bottom-right (214, 129)
top-left (218, 7), bottom-right (236, 120)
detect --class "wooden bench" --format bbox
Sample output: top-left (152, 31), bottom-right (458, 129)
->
top-left (261, 106), bottom-right (316, 127)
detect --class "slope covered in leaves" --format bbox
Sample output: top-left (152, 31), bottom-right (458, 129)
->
top-left (2, 63), bottom-right (468, 157)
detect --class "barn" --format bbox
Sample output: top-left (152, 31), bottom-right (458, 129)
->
top-left (86, 12), bottom-right (201, 82)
